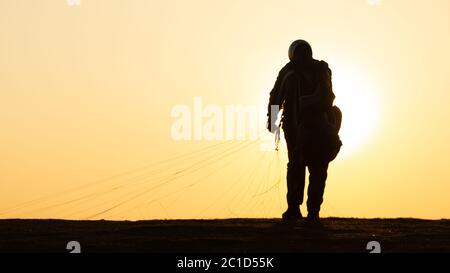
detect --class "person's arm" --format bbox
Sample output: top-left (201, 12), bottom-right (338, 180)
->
top-left (267, 64), bottom-right (292, 132)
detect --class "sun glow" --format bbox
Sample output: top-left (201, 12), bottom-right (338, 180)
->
top-left (332, 64), bottom-right (381, 157)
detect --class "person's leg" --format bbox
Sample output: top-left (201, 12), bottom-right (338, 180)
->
top-left (306, 161), bottom-right (329, 219)
top-left (286, 159), bottom-right (306, 210)
top-left (283, 127), bottom-right (306, 219)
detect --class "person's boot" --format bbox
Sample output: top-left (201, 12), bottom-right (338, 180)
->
top-left (304, 212), bottom-right (323, 228)
top-left (282, 207), bottom-right (303, 222)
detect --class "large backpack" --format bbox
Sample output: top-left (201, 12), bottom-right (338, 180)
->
top-left (290, 62), bottom-right (343, 163)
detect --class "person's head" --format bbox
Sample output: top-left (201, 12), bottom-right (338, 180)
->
top-left (288, 40), bottom-right (313, 64)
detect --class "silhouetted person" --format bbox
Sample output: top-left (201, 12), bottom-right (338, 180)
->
top-left (267, 40), bottom-right (342, 222)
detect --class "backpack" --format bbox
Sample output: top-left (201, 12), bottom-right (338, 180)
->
top-left (291, 62), bottom-right (343, 163)
top-left (295, 106), bottom-right (342, 163)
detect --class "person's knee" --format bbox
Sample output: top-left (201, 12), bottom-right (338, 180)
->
top-left (309, 164), bottom-right (328, 183)
top-left (287, 157), bottom-right (304, 170)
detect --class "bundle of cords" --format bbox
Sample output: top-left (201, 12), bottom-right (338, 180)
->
top-left (274, 125), bottom-right (281, 151)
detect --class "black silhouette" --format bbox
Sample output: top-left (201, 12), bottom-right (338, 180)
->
top-left (267, 40), bottom-right (342, 223)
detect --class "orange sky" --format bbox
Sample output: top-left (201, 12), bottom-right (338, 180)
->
top-left (1, 0), bottom-right (449, 220)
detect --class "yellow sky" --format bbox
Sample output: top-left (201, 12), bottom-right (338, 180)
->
top-left (1, 0), bottom-right (449, 220)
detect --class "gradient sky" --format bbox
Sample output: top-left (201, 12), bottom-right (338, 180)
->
top-left (1, 0), bottom-right (449, 220)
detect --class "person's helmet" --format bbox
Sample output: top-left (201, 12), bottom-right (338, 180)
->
top-left (288, 40), bottom-right (312, 61)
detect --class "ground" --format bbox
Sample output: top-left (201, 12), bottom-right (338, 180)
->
top-left (0, 218), bottom-right (449, 253)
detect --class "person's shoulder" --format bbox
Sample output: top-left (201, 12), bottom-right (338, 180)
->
top-left (316, 60), bottom-right (332, 75)
top-left (278, 61), bottom-right (294, 75)
top-left (277, 62), bottom-right (296, 83)
top-left (315, 59), bottom-right (330, 69)
top-left (282, 70), bottom-right (298, 87)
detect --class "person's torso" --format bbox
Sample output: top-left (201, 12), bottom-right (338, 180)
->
top-left (281, 61), bottom-right (323, 128)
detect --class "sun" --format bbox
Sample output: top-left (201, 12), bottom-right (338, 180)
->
top-left (332, 64), bottom-right (380, 157)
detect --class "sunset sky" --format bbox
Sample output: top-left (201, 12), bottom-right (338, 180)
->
top-left (1, 0), bottom-right (449, 220)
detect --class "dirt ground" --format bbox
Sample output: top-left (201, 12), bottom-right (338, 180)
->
top-left (0, 218), bottom-right (449, 253)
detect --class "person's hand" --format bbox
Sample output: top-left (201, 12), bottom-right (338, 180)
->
top-left (266, 119), bottom-right (276, 133)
